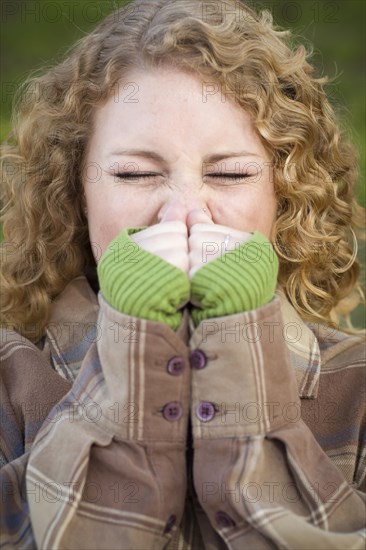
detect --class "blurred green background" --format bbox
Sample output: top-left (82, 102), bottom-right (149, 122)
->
top-left (1, 0), bottom-right (365, 327)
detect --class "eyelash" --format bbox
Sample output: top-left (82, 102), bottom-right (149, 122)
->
top-left (207, 173), bottom-right (250, 180)
top-left (115, 173), bottom-right (159, 180)
top-left (114, 173), bottom-right (250, 181)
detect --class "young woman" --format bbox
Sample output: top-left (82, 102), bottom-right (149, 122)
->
top-left (1, 0), bottom-right (365, 548)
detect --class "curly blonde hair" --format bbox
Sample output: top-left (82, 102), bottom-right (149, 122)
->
top-left (1, 0), bottom-right (365, 343)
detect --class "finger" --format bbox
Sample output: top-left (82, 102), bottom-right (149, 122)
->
top-left (130, 228), bottom-right (189, 273)
top-left (188, 234), bottom-right (220, 266)
top-left (159, 197), bottom-right (187, 224)
top-left (190, 223), bottom-right (252, 241)
top-left (132, 220), bottom-right (187, 241)
top-left (188, 246), bottom-right (221, 269)
top-left (156, 249), bottom-right (189, 273)
top-left (131, 232), bottom-right (188, 254)
top-left (188, 236), bottom-right (227, 278)
top-left (186, 208), bottom-right (213, 232)
top-left (189, 264), bottom-right (201, 280)
top-left (188, 229), bottom-right (252, 255)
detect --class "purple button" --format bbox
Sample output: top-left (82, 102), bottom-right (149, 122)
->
top-left (167, 356), bottom-right (185, 376)
top-left (163, 514), bottom-right (176, 534)
top-left (189, 349), bottom-right (207, 370)
top-left (163, 402), bottom-right (183, 421)
top-left (196, 401), bottom-right (216, 422)
top-left (215, 511), bottom-right (236, 528)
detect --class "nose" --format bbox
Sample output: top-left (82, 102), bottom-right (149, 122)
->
top-left (157, 188), bottom-right (210, 223)
top-left (157, 196), bottom-right (187, 223)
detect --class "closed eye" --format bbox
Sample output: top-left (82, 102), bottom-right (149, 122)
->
top-left (115, 173), bottom-right (158, 180)
top-left (113, 173), bottom-right (163, 185)
top-left (205, 173), bottom-right (251, 183)
top-left (208, 173), bottom-right (250, 178)
top-left (113, 172), bottom-right (251, 184)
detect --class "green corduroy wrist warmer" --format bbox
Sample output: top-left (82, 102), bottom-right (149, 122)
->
top-left (190, 231), bottom-right (279, 327)
top-left (97, 227), bottom-right (190, 331)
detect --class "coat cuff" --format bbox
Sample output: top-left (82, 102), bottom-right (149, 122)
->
top-left (96, 293), bottom-right (191, 442)
top-left (189, 295), bottom-right (300, 438)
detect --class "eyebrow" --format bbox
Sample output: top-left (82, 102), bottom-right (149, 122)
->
top-left (109, 149), bottom-right (261, 163)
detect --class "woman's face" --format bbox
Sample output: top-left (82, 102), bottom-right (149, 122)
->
top-left (83, 68), bottom-right (277, 260)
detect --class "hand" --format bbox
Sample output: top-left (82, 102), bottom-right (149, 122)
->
top-left (129, 199), bottom-right (189, 274)
top-left (186, 208), bottom-right (253, 279)
top-left (130, 204), bottom-right (252, 279)
top-left (97, 199), bottom-right (191, 329)
top-left (186, 209), bottom-right (279, 324)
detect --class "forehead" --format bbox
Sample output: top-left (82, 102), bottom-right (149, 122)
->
top-left (95, 67), bottom-right (247, 122)
top-left (88, 67), bottom-right (269, 160)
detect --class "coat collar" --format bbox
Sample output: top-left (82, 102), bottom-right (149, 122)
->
top-left (41, 275), bottom-right (99, 381)
top-left (274, 286), bottom-right (321, 399)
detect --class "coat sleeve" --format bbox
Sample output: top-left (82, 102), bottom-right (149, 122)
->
top-left (0, 328), bottom-right (73, 549)
top-left (189, 295), bottom-right (366, 549)
top-left (1, 295), bottom-right (191, 549)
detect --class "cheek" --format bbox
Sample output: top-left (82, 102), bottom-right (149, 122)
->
top-left (87, 216), bottom-right (117, 262)
top-left (210, 189), bottom-right (277, 238)
top-left (86, 189), bottom-right (163, 260)
top-left (85, 192), bottom-right (125, 258)
top-left (245, 198), bottom-right (277, 240)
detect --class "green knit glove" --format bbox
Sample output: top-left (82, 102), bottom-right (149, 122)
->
top-left (190, 231), bottom-right (279, 327)
top-left (97, 227), bottom-right (190, 331)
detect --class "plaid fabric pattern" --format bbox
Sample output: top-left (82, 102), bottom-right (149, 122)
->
top-left (1, 276), bottom-right (365, 549)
